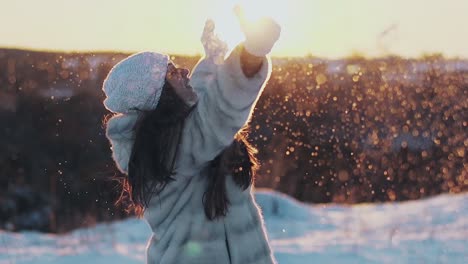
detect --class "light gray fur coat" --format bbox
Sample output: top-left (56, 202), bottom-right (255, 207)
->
top-left (106, 45), bottom-right (276, 264)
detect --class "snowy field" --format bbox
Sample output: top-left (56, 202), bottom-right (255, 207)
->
top-left (1, 190), bottom-right (466, 264)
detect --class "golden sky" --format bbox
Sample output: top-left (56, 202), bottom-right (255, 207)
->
top-left (1, 0), bottom-right (467, 58)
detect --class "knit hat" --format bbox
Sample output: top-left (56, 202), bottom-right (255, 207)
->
top-left (103, 51), bottom-right (170, 114)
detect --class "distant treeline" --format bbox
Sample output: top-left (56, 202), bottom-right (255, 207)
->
top-left (0, 48), bottom-right (466, 233)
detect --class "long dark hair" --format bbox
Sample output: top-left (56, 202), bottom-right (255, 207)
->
top-left (114, 82), bottom-right (258, 219)
top-left (116, 82), bottom-right (192, 216)
top-left (203, 129), bottom-right (259, 220)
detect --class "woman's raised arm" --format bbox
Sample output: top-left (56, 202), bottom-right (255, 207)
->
top-left (175, 17), bottom-right (280, 174)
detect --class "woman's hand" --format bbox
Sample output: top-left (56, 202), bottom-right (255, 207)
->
top-left (200, 19), bottom-right (229, 65)
top-left (234, 5), bottom-right (281, 57)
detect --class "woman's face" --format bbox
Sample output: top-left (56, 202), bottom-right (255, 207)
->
top-left (165, 63), bottom-right (198, 106)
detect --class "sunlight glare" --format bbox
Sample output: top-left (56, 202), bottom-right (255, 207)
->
top-left (235, 0), bottom-right (290, 25)
top-left (209, 0), bottom-right (290, 51)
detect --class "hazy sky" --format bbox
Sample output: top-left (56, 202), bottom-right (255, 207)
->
top-left (1, 0), bottom-right (467, 58)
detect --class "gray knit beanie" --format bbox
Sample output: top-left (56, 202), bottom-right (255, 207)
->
top-left (103, 51), bottom-right (169, 174)
top-left (103, 51), bottom-right (169, 114)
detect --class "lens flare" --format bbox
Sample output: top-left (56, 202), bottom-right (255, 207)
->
top-left (209, 0), bottom-right (289, 51)
top-left (235, 0), bottom-right (289, 24)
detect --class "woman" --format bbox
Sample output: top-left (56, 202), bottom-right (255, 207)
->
top-left (103, 11), bottom-right (281, 264)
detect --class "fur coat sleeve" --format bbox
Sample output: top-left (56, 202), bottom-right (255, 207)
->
top-left (105, 113), bottom-right (139, 174)
top-left (175, 44), bottom-right (271, 175)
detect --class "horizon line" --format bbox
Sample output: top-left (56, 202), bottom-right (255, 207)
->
top-left (1, 45), bottom-right (467, 61)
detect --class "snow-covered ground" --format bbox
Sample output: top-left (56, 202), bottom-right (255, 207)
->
top-left (1, 190), bottom-right (466, 264)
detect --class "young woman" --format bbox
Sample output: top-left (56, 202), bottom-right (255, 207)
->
top-left (103, 12), bottom-right (281, 264)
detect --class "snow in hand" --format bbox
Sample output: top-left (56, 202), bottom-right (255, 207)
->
top-left (1, 190), bottom-right (466, 264)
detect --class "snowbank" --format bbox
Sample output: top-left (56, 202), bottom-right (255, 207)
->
top-left (1, 190), bottom-right (466, 264)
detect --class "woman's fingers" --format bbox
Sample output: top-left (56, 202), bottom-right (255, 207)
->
top-left (233, 5), bottom-right (247, 32)
top-left (201, 19), bottom-right (215, 43)
top-left (200, 18), bottom-right (228, 61)
top-left (233, 5), bottom-right (244, 20)
top-left (204, 19), bottom-right (215, 34)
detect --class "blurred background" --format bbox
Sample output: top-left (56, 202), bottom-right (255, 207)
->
top-left (0, 0), bottom-right (466, 234)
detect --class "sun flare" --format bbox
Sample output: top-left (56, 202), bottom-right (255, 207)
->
top-left (210, 0), bottom-right (290, 51)
top-left (236, 0), bottom-right (290, 23)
